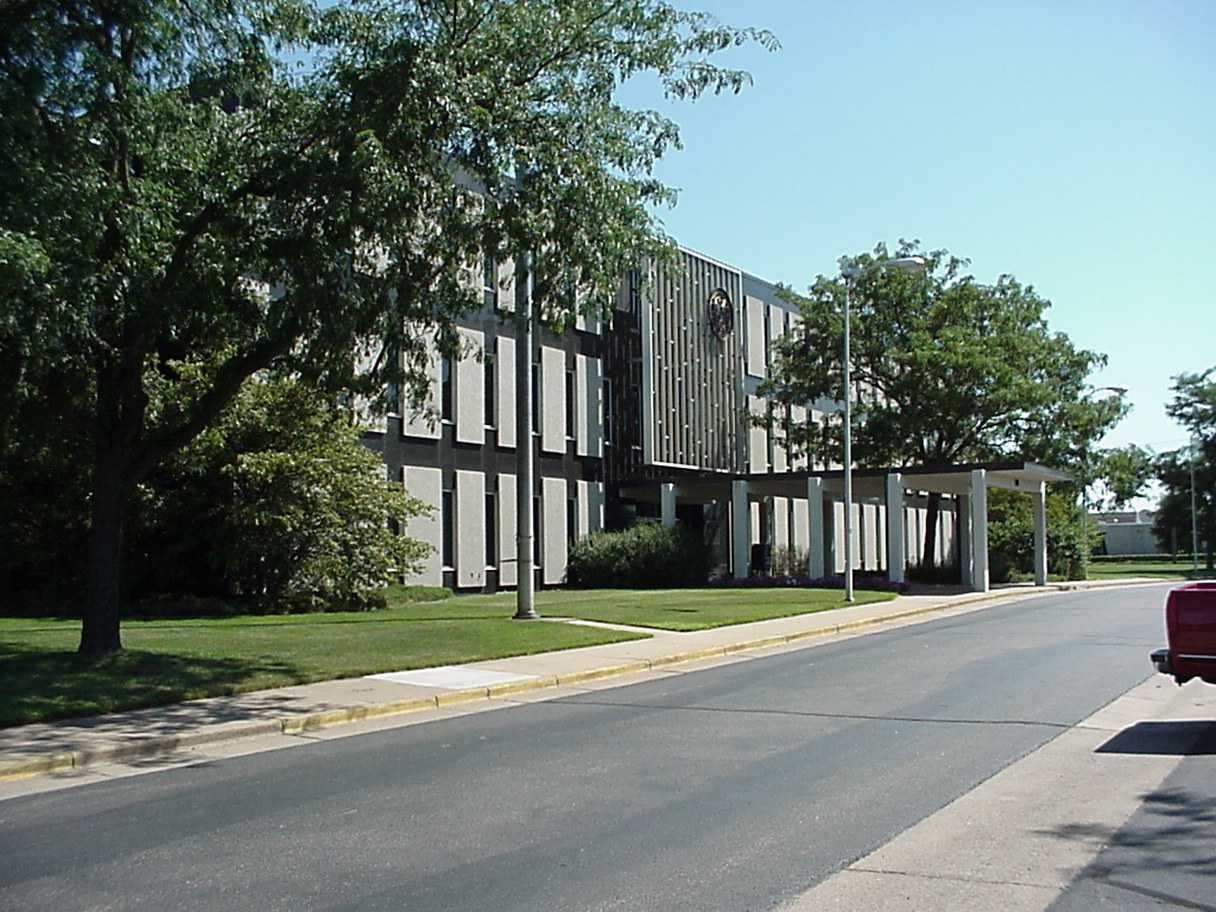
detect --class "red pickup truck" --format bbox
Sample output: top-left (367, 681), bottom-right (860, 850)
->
top-left (1152, 582), bottom-right (1216, 685)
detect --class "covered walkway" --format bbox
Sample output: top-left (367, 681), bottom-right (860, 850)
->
top-left (620, 461), bottom-right (1071, 593)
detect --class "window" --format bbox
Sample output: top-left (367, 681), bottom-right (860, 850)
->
top-left (567, 496), bottom-right (577, 548)
top-left (441, 488), bottom-right (454, 569)
top-left (766, 403), bottom-right (775, 472)
top-left (485, 490), bottom-right (496, 568)
top-left (441, 354), bottom-right (453, 422)
top-left (483, 251), bottom-right (498, 311)
top-left (484, 345), bottom-right (495, 429)
top-left (763, 305), bottom-right (771, 366)
top-left (603, 378), bottom-right (614, 446)
top-left (533, 494), bottom-right (542, 566)
top-left (565, 368), bottom-right (576, 440)
top-left (531, 361), bottom-right (540, 434)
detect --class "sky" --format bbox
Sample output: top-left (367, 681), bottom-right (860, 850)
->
top-left (618, 0), bottom-right (1214, 493)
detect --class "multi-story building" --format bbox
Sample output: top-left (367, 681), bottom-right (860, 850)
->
top-left (362, 244), bottom-right (979, 591)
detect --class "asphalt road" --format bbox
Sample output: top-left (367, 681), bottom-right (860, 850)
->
top-left (0, 586), bottom-right (1174, 911)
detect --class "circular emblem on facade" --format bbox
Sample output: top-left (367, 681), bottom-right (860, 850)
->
top-left (707, 288), bottom-right (733, 339)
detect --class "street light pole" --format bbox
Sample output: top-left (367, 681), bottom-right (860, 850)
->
top-left (514, 251), bottom-right (539, 620)
top-left (1191, 434), bottom-right (1200, 574)
top-left (839, 256), bottom-right (926, 602)
top-left (842, 278), bottom-right (854, 601)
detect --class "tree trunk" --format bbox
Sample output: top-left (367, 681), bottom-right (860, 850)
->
top-left (79, 449), bottom-right (130, 655)
top-left (922, 491), bottom-right (941, 571)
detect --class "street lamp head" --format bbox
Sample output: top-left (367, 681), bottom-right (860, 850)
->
top-left (886, 256), bottom-right (927, 273)
top-left (841, 256), bottom-right (927, 281)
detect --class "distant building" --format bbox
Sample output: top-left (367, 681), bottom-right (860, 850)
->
top-left (1093, 509), bottom-right (1161, 556)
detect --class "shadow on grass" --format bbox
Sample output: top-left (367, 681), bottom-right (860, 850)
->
top-left (0, 641), bottom-right (306, 731)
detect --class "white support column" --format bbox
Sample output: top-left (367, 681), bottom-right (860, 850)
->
top-left (970, 469), bottom-right (989, 593)
top-left (957, 494), bottom-right (972, 588)
top-left (660, 483), bottom-right (677, 529)
top-left (1033, 481), bottom-right (1048, 586)
top-left (885, 473), bottom-right (905, 584)
top-left (732, 480), bottom-right (750, 579)
top-left (807, 477), bottom-right (825, 578)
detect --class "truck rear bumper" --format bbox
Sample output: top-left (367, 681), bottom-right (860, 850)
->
top-left (1151, 648), bottom-right (1172, 675)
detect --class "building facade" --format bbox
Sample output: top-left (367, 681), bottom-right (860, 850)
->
top-left (362, 245), bottom-right (960, 591)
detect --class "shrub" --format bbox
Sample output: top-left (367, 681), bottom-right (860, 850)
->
top-left (987, 489), bottom-right (1091, 583)
top-left (707, 574), bottom-right (911, 594)
top-left (771, 546), bottom-right (810, 578)
top-left (905, 562), bottom-right (960, 585)
top-left (566, 522), bottom-right (711, 588)
top-left (127, 375), bottom-right (431, 613)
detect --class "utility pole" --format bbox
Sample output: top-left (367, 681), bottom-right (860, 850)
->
top-left (514, 251), bottom-right (538, 619)
top-left (1191, 434), bottom-right (1200, 574)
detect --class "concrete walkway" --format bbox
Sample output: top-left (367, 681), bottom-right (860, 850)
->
top-left (0, 579), bottom-right (1168, 782)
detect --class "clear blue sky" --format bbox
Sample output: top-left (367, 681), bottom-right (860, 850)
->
top-left (621, 0), bottom-right (1214, 476)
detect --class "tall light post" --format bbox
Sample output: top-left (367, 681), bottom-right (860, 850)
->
top-left (839, 256), bottom-right (926, 602)
top-left (1190, 434), bottom-right (1200, 574)
top-left (1079, 385), bottom-right (1128, 580)
top-left (514, 250), bottom-right (539, 620)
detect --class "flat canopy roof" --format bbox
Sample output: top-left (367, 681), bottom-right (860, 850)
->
top-left (619, 461), bottom-right (1071, 504)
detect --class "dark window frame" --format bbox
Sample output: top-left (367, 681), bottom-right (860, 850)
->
top-left (440, 354), bottom-right (454, 423)
top-left (441, 488), bottom-right (454, 570)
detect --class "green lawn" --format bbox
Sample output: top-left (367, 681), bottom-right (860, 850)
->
top-left (1087, 559), bottom-right (1216, 581)
top-left (454, 587), bottom-right (895, 631)
top-left (0, 585), bottom-right (894, 728)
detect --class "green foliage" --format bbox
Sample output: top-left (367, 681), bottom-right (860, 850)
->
top-left (761, 240), bottom-right (1123, 573)
top-left (129, 375), bottom-right (430, 612)
top-left (1166, 368), bottom-right (1216, 439)
top-left (764, 242), bottom-right (1123, 474)
top-left (0, 0), bottom-right (774, 650)
top-left (986, 489), bottom-right (1091, 583)
top-left (1153, 445), bottom-right (1215, 565)
top-left (1097, 444), bottom-right (1154, 508)
top-left (566, 523), bottom-right (711, 588)
top-left (1152, 369), bottom-right (1215, 567)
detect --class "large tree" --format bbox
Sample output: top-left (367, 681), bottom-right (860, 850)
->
top-left (762, 242), bottom-right (1125, 569)
top-left (1155, 368), bottom-right (1216, 567)
top-left (0, 0), bottom-right (775, 653)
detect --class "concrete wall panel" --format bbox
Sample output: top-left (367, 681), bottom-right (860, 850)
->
top-left (541, 345), bottom-right (566, 454)
top-left (455, 470), bottom-right (485, 588)
top-left (542, 476), bottom-right (568, 584)
top-left (497, 473), bottom-right (517, 587)
top-left (455, 328), bottom-right (485, 445)
top-left (746, 295), bottom-right (766, 378)
top-left (403, 466), bottom-right (442, 585)
top-left (773, 495), bottom-right (789, 550)
top-left (496, 336), bottom-right (516, 448)
top-left (748, 395), bottom-right (768, 474)
top-left (404, 331), bottom-right (442, 440)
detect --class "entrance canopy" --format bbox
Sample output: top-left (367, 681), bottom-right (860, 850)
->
top-left (618, 461), bottom-right (1072, 593)
top-left (742, 461), bottom-right (1071, 499)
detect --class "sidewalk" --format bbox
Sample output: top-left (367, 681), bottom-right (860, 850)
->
top-left (0, 579), bottom-right (1168, 782)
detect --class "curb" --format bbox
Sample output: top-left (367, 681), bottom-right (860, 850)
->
top-left (0, 580), bottom-right (1164, 782)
